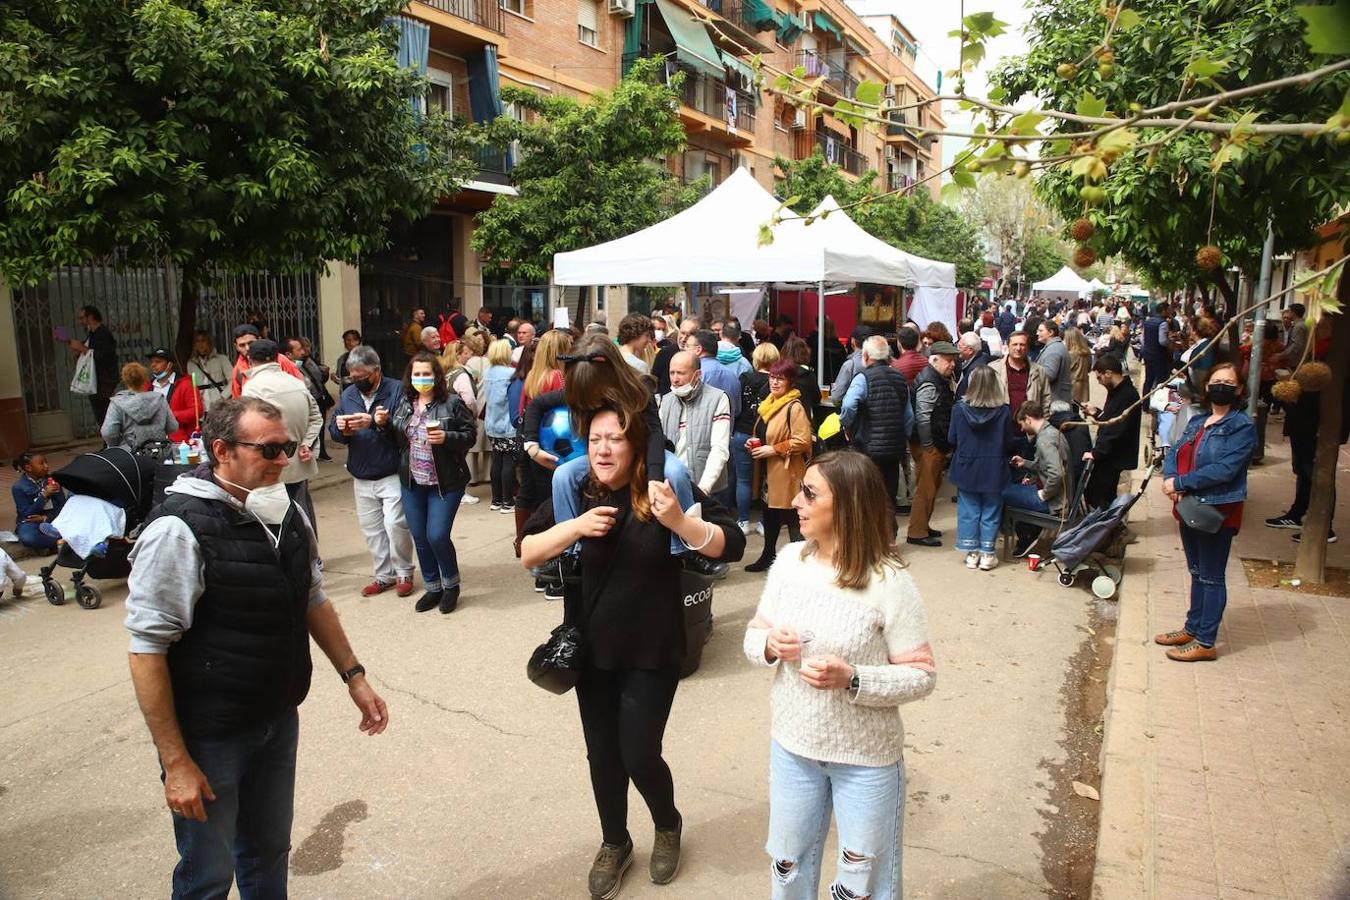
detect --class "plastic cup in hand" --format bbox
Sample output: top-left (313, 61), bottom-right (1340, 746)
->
top-left (797, 630), bottom-right (816, 667)
top-left (1027, 553), bottom-right (1042, 572)
top-left (425, 418), bottom-right (442, 432)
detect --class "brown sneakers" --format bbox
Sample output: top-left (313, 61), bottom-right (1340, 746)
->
top-left (588, 840), bottom-right (633, 899)
top-left (1153, 629), bottom-right (1194, 646)
top-left (650, 815), bottom-right (683, 885)
top-left (1166, 641), bottom-right (1218, 662)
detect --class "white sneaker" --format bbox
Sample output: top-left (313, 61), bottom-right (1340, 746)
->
top-left (965, 552), bottom-right (979, 569)
top-left (752, 521), bottom-right (764, 535)
top-left (461, 494), bottom-right (480, 505)
top-left (738, 520), bottom-right (752, 535)
top-left (979, 553), bottom-right (998, 571)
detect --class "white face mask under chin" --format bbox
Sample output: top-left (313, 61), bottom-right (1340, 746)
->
top-left (671, 381), bottom-right (697, 400)
top-left (216, 475), bottom-right (293, 531)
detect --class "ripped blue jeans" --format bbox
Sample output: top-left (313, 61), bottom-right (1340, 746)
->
top-left (766, 740), bottom-right (905, 900)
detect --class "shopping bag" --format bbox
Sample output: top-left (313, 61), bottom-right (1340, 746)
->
top-left (70, 351), bottom-right (97, 395)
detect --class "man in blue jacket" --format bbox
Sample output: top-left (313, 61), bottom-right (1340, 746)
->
top-left (327, 345), bottom-right (415, 597)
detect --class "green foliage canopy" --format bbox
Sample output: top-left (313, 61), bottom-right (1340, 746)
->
top-left (993, 0), bottom-right (1350, 290)
top-left (469, 58), bottom-right (705, 283)
top-left (774, 152), bottom-right (987, 288)
top-left (0, 1), bottom-right (470, 290)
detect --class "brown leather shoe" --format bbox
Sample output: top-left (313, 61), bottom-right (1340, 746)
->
top-left (1166, 641), bottom-right (1217, 662)
top-left (1154, 629), bottom-right (1194, 646)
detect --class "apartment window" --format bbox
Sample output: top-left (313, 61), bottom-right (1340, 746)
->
top-left (499, 0), bottom-right (529, 14)
top-left (427, 82), bottom-right (451, 115)
top-left (578, 0), bottom-right (600, 47)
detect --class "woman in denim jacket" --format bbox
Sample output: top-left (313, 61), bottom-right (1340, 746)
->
top-left (1157, 363), bottom-right (1256, 662)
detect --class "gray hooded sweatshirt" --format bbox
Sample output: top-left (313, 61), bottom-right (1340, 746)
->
top-left (101, 389), bottom-right (175, 451)
top-left (124, 473), bottom-right (326, 654)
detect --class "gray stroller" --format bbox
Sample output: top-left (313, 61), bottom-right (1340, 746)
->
top-left (1046, 462), bottom-right (1156, 599)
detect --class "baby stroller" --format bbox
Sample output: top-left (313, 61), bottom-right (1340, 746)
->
top-left (1046, 462), bottom-right (1157, 600)
top-left (38, 445), bottom-right (158, 610)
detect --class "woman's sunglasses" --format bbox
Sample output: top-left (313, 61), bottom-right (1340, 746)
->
top-left (235, 440), bottom-right (299, 460)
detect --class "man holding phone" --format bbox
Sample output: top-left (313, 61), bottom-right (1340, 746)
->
top-left (327, 346), bottom-right (416, 597)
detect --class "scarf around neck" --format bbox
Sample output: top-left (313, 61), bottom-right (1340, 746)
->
top-left (758, 388), bottom-right (801, 423)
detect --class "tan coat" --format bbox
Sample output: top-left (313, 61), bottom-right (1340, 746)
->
top-left (753, 398), bottom-right (814, 509)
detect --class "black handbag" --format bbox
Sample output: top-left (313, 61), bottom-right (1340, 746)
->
top-left (1176, 494), bottom-right (1225, 534)
top-left (527, 624), bottom-right (586, 694)
top-left (525, 507), bottom-right (630, 694)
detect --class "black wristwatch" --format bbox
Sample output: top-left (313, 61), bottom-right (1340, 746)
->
top-left (340, 664), bottom-right (366, 684)
top-left (849, 668), bottom-right (860, 692)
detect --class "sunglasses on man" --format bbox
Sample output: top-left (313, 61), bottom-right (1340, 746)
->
top-left (235, 440), bottom-right (299, 460)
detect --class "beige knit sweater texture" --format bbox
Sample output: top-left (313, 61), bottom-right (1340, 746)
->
top-left (743, 544), bottom-right (936, 767)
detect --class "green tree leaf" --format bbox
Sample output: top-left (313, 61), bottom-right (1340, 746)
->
top-left (1296, 0), bottom-right (1350, 54)
top-left (1076, 92), bottom-right (1108, 118)
top-left (1115, 8), bottom-right (1142, 30)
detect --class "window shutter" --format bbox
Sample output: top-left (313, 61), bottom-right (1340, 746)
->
top-left (578, 1), bottom-right (599, 32)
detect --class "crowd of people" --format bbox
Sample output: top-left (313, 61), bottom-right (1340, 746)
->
top-left (5, 286), bottom-right (1340, 900)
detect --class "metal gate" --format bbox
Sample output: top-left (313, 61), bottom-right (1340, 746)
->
top-left (12, 261), bottom-right (318, 439)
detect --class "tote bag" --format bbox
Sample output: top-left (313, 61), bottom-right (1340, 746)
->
top-left (70, 351), bottom-right (97, 396)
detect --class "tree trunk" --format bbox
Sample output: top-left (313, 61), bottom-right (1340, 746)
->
top-left (173, 267), bottom-right (202, 371)
top-left (1293, 270), bottom-right (1349, 583)
top-left (1210, 267), bottom-right (1237, 313)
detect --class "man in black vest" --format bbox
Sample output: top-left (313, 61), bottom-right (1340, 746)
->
top-left (1082, 354), bottom-right (1142, 509)
top-left (907, 341), bottom-right (960, 547)
top-left (838, 336), bottom-right (913, 514)
top-left (125, 396), bottom-right (388, 898)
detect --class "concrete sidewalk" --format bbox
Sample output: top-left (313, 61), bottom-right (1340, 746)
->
top-left (1094, 435), bottom-right (1350, 898)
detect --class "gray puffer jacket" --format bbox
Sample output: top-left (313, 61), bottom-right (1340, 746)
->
top-left (101, 389), bottom-right (175, 451)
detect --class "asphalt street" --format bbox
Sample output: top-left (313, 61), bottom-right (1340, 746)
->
top-left (0, 468), bottom-right (1100, 898)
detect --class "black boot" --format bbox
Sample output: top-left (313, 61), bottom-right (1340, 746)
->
top-left (745, 554), bottom-right (774, 573)
top-left (438, 585), bottom-right (460, 614)
top-left (415, 590), bottom-right (442, 613)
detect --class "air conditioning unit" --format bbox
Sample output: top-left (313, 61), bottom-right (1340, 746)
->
top-left (793, 108), bottom-right (807, 128)
top-left (884, 84), bottom-right (896, 101)
top-left (609, 0), bottom-right (635, 17)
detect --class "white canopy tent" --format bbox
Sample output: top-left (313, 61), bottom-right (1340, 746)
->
top-left (1087, 277), bottom-right (1109, 294)
top-left (1032, 266), bottom-right (1094, 298)
top-left (553, 168), bottom-right (957, 365)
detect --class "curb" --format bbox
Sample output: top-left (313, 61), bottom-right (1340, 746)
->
top-left (1091, 473), bottom-right (1153, 898)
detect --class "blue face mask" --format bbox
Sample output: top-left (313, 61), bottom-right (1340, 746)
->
top-left (411, 376), bottom-right (436, 394)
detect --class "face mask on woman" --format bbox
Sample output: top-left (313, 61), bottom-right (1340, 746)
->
top-left (411, 376), bottom-right (436, 394)
top-left (1206, 383), bottom-right (1238, 407)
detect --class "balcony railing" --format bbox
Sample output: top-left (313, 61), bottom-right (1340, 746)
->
top-left (623, 53), bottom-right (756, 133)
top-left (795, 130), bottom-right (866, 175)
top-left (886, 110), bottom-right (918, 142)
top-left (700, 1), bottom-right (776, 35)
top-left (887, 172), bottom-right (917, 195)
top-left (475, 144), bottom-right (511, 185)
top-left (795, 50), bottom-right (858, 100)
top-left (419, 0), bottom-right (505, 35)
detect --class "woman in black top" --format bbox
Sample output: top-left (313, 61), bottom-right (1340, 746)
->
top-left (521, 405), bottom-right (745, 898)
top-left (731, 343), bottom-right (777, 529)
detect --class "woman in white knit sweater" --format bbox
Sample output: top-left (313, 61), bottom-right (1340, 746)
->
top-left (744, 451), bottom-right (936, 900)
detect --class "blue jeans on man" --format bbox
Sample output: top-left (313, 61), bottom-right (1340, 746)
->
top-left (1001, 481), bottom-right (1050, 513)
top-left (765, 740), bottom-right (905, 900)
top-left (1179, 524), bottom-right (1236, 648)
top-left (401, 483), bottom-right (465, 591)
top-left (169, 709), bottom-right (298, 899)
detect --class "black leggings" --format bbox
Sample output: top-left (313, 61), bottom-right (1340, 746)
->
top-left (755, 506), bottom-right (802, 564)
top-left (490, 450), bottom-right (516, 505)
top-left (575, 666), bottom-right (682, 846)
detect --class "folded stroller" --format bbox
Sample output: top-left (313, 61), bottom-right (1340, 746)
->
top-left (1046, 462), bottom-right (1156, 599)
top-left (38, 446), bottom-right (158, 609)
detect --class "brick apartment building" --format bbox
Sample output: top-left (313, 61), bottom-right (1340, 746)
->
top-left (0, 0), bottom-right (943, 447)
